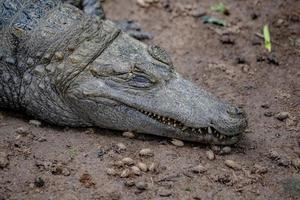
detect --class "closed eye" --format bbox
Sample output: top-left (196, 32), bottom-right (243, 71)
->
top-left (127, 74), bottom-right (153, 88)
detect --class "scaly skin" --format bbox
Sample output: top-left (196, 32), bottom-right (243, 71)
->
top-left (0, 0), bottom-right (247, 145)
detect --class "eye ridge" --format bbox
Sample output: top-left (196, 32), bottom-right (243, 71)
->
top-left (148, 45), bottom-right (173, 67)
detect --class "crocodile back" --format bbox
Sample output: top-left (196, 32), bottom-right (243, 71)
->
top-left (0, 0), bottom-right (120, 123)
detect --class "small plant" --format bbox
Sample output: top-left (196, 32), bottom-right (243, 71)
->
top-left (263, 25), bottom-right (272, 52)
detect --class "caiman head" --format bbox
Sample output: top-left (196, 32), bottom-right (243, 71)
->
top-left (66, 25), bottom-right (247, 145)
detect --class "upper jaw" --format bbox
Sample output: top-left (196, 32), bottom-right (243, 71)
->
top-left (137, 108), bottom-right (243, 145)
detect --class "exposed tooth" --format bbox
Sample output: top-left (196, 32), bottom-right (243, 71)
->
top-left (198, 129), bottom-right (202, 133)
top-left (208, 127), bottom-right (212, 134)
top-left (182, 126), bottom-right (187, 131)
top-left (220, 135), bottom-right (224, 139)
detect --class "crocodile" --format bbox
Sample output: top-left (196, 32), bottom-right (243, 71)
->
top-left (0, 0), bottom-right (247, 145)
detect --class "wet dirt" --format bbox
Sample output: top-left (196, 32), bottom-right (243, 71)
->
top-left (0, 0), bottom-right (299, 199)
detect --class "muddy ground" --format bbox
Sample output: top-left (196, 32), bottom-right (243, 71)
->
top-left (0, 0), bottom-right (300, 199)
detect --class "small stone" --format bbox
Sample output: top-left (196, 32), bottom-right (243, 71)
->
top-left (34, 177), bottom-right (45, 188)
top-left (269, 150), bottom-right (281, 160)
top-left (120, 169), bottom-right (131, 178)
top-left (15, 127), bottom-right (31, 136)
top-left (220, 146), bottom-right (232, 155)
top-left (106, 168), bottom-right (117, 176)
top-left (135, 181), bottom-right (148, 190)
top-left (206, 150), bottom-right (215, 160)
top-left (136, 0), bottom-right (150, 7)
top-left (292, 158), bottom-right (300, 169)
top-left (29, 120), bottom-right (42, 127)
top-left (137, 162), bottom-right (148, 172)
top-left (148, 162), bottom-right (157, 172)
top-left (171, 139), bottom-right (184, 147)
top-left (79, 172), bottom-right (95, 188)
top-left (139, 148), bottom-right (154, 157)
top-left (266, 53), bottom-right (279, 65)
top-left (0, 152), bottom-right (9, 169)
top-left (124, 180), bottom-right (135, 187)
top-left (191, 164), bottom-right (207, 173)
top-left (225, 160), bottom-right (242, 170)
top-left (122, 157), bottom-right (134, 166)
top-left (37, 137), bottom-right (47, 142)
top-left (220, 34), bottom-right (235, 45)
top-left (116, 143), bottom-right (126, 151)
top-left (131, 166), bottom-right (141, 176)
top-left (122, 131), bottom-right (135, 138)
top-left (112, 160), bottom-right (124, 168)
top-left (189, 7), bottom-right (206, 17)
top-left (211, 146), bottom-right (221, 153)
top-left (253, 164), bottom-right (268, 174)
top-left (264, 111), bottom-right (274, 117)
top-left (62, 168), bottom-right (71, 176)
top-left (96, 148), bottom-right (105, 158)
top-left (158, 188), bottom-right (172, 197)
top-left (275, 112), bottom-right (289, 121)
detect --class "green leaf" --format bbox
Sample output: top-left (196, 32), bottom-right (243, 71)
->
top-left (263, 25), bottom-right (272, 52)
top-left (211, 3), bottom-right (230, 15)
top-left (202, 16), bottom-right (226, 26)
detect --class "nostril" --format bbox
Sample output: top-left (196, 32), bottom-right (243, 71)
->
top-left (227, 107), bottom-right (244, 116)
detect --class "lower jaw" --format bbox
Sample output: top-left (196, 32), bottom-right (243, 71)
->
top-left (164, 129), bottom-right (241, 145)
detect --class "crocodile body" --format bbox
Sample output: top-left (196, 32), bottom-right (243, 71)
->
top-left (0, 0), bottom-right (247, 145)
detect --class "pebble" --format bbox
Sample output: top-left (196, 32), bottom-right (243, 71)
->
top-left (124, 180), bottom-right (135, 187)
top-left (225, 160), bottom-right (242, 170)
top-left (0, 152), bottom-right (9, 169)
top-left (211, 146), bottom-right (221, 153)
top-left (191, 164), bottom-right (207, 173)
top-left (135, 181), bottom-right (148, 190)
top-left (136, 0), bottom-right (149, 7)
top-left (220, 34), bottom-right (235, 45)
top-left (275, 112), bottom-right (289, 121)
top-left (139, 148), bottom-right (154, 157)
top-left (15, 127), bottom-right (31, 136)
top-left (29, 120), bottom-right (42, 127)
top-left (113, 160), bottom-right (124, 168)
top-left (292, 158), bottom-right (300, 169)
top-left (120, 169), bottom-right (131, 178)
top-left (189, 7), bottom-right (206, 17)
top-left (106, 168), bottom-right (117, 176)
top-left (79, 172), bottom-right (95, 188)
top-left (266, 53), bottom-right (279, 65)
top-left (122, 157), bottom-right (134, 166)
top-left (122, 131), bottom-right (135, 138)
top-left (62, 168), bottom-right (71, 176)
top-left (37, 137), bottom-right (47, 142)
top-left (137, 162), bottom-right (148, 172)
top-left (220, 146), bottom-right (232, 155)
top-left (171, 139), bottom-right (184, 147)
top-left (116, 143), bottom-right (126, 151)
top-left (158, 188), bottom-right (172, 197)
top-left (148, 162), bottom-right (157, 172)
top-left (131, 166), bottom-right (141, 176)
top-left (34, 177), bottom-right (45, 187)
top-left (253, 164), bottom-right (268, 174)
top-left (264, 111), bottom-right (274, 117)
top-left (136, 0), bottom-right (158, 7)
top-left (206, 150), bottom-right (215, 160)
